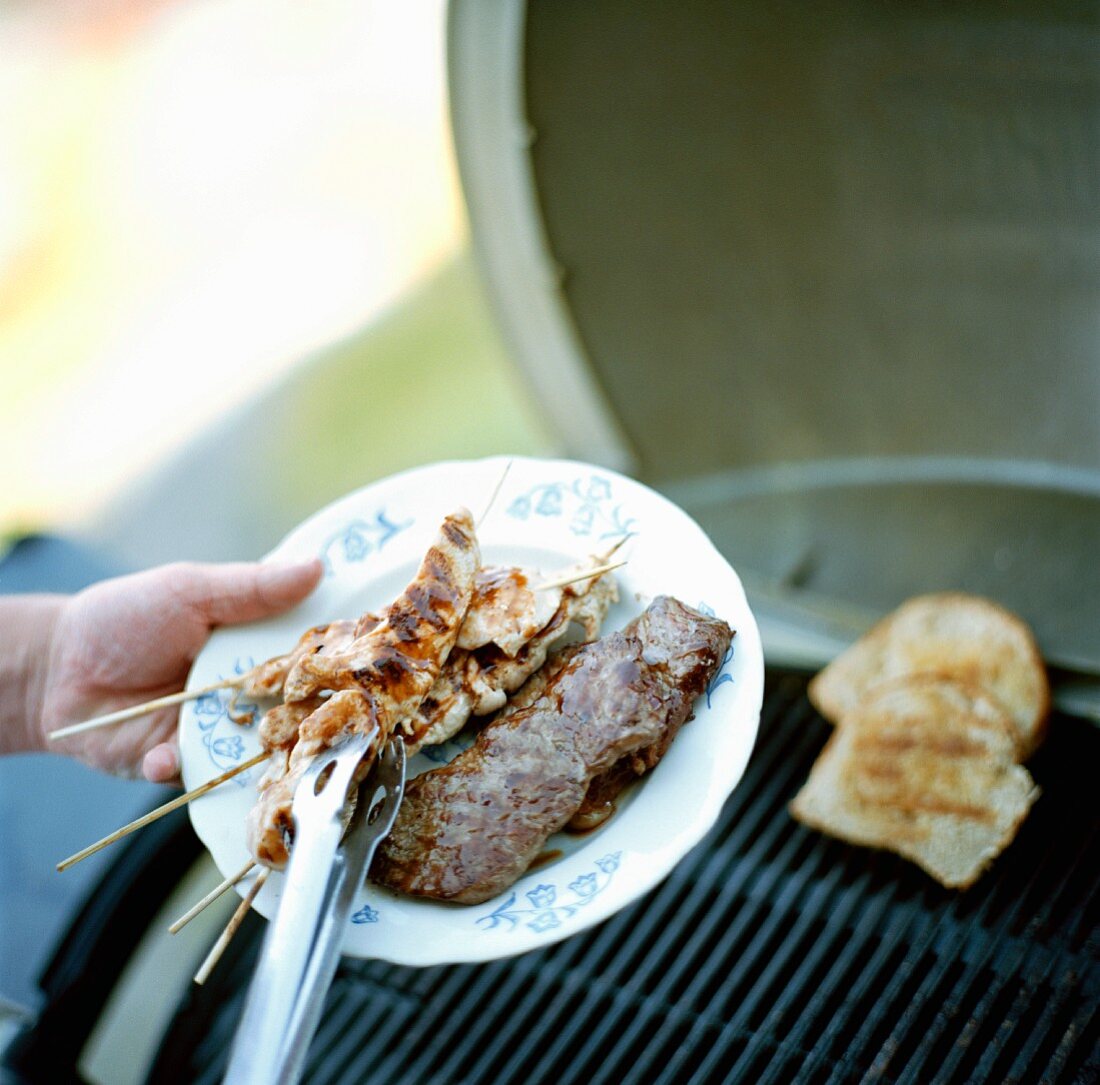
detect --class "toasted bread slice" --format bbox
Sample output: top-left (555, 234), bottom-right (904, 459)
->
top-left (808, 593), bottom-right (1049, 758)
top-left (791, 676), bottom-right (1038, 888)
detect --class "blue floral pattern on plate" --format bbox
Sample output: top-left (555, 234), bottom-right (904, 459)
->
top-left (351, 903), bottom-right (380, 925)
top-left (506, 474), bottom-right (636, 540)
top-left (477, 852), bottom-right (623, 933)
top-left (320, 509), bottom-right (413, 576)
top-left (195, 657), bottom-right (263, 777)
top-left (697, 601), bottom-right (735, 707)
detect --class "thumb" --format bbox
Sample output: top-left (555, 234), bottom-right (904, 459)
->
top-left (176, 558), bottom-right (324, 628)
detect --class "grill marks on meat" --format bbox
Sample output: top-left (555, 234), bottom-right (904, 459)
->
top-left (371, 596), bottom-right (733, 903)
top-left (247, 508), bottom-right (480, 869)
top-left (284, 514), bottom-right (478, 705)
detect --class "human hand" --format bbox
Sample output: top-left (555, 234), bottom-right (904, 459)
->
top-left (38, 559), bottom-right (322, 783)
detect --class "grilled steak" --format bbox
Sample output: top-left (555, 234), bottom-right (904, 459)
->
top-left (371, 596), bottom-right (733, 904)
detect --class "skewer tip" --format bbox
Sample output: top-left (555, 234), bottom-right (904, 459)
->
top-left (46, 677), bottom-right (244, 741)
top-left (194, 867), bottom-right (269, 985)
top-left (168, 860), bottom-right (257, 935)
top-left (536, 559), bottom-right (627, 592)
top-left (55, 751), bottom-right (267, 872)
top-left (477, 458), bottom-right (514, 528)
top-left (601, 532), bottom-right (636, 560)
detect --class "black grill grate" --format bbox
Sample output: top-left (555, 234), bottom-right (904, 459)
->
top-left (148, 672), bottom-right (1100, 1084)
top-left (9, 671), bottom-right (1097, 1084)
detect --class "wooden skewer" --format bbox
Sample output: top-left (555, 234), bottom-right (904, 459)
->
top-left (194, 867), bottom-right (269, 985)
top-left (169, 860), bottom-right (257, 934)
top-left (536, 559), bottom-right (627, 592)
top-left (56, 751), bottom-right (268, 872)
top-left (47, 677), bottom-right (245, 741)
top-left (600, 533), bottom-right (635, 561)
top-left (477, 458), bottom-right (513, 528)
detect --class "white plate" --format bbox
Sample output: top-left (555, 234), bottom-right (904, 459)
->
top-left (181, 456), bottom-right (764, 966)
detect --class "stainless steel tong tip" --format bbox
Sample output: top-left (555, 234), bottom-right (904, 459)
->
top-left (293, 729), bottom-right (378, 827)
top-left (365, 738), bottom-right (406, 828)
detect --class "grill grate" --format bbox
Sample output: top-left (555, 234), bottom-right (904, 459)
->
top-left (147, 672), bottom-right (1100, 1084)
top-left (10, 671), bottom-right (1096, 1084)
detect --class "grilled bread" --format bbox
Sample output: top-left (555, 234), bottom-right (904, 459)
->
top-left (791, 676), bottom-right (1039, 888)
top-left (808, 593), bottom-right (1049, 759)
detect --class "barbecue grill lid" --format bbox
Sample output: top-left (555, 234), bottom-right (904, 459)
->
top-left (449, 0), bottom-right (1100, 673)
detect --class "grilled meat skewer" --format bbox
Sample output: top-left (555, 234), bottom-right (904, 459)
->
top-left (247, 508), bottom-right (480, 868)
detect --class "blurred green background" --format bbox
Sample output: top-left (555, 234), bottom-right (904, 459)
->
top-left (0, 0), bottom-right (553, 566)
top-left (0, 0), bottom-right (558, 1030)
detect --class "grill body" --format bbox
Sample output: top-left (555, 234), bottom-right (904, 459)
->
top-left (10, 672), bottom-right (1095, 1084)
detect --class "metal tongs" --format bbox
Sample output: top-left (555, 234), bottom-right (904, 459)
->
top-left (223, 731), bottom-right (406, 1085)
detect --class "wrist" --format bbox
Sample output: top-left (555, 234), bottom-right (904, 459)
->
top-left (0, 595), bottom-right (66, 755)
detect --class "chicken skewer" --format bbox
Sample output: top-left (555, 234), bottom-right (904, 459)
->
top-left (54, 510), bottom-right (476, 876)
top-left (252, 550), bottom-right (621, 762)
top-left (53, 562), bottom-right (623, 876)
top-left (224, 558), bottom-right (618, 707)
top-left (43, 563), bottom-right (621, 742)
top-left (57, 509), bottom-right (478, 874)
top-left (247, 507), bottom-right (481, 868)
top-left (190, 508), bottom-right (480, 982)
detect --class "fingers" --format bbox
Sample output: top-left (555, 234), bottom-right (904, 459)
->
top-left (142, 741), bottom-right (181, 785)
top-left (173, 558), bottom-right (324, 628)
